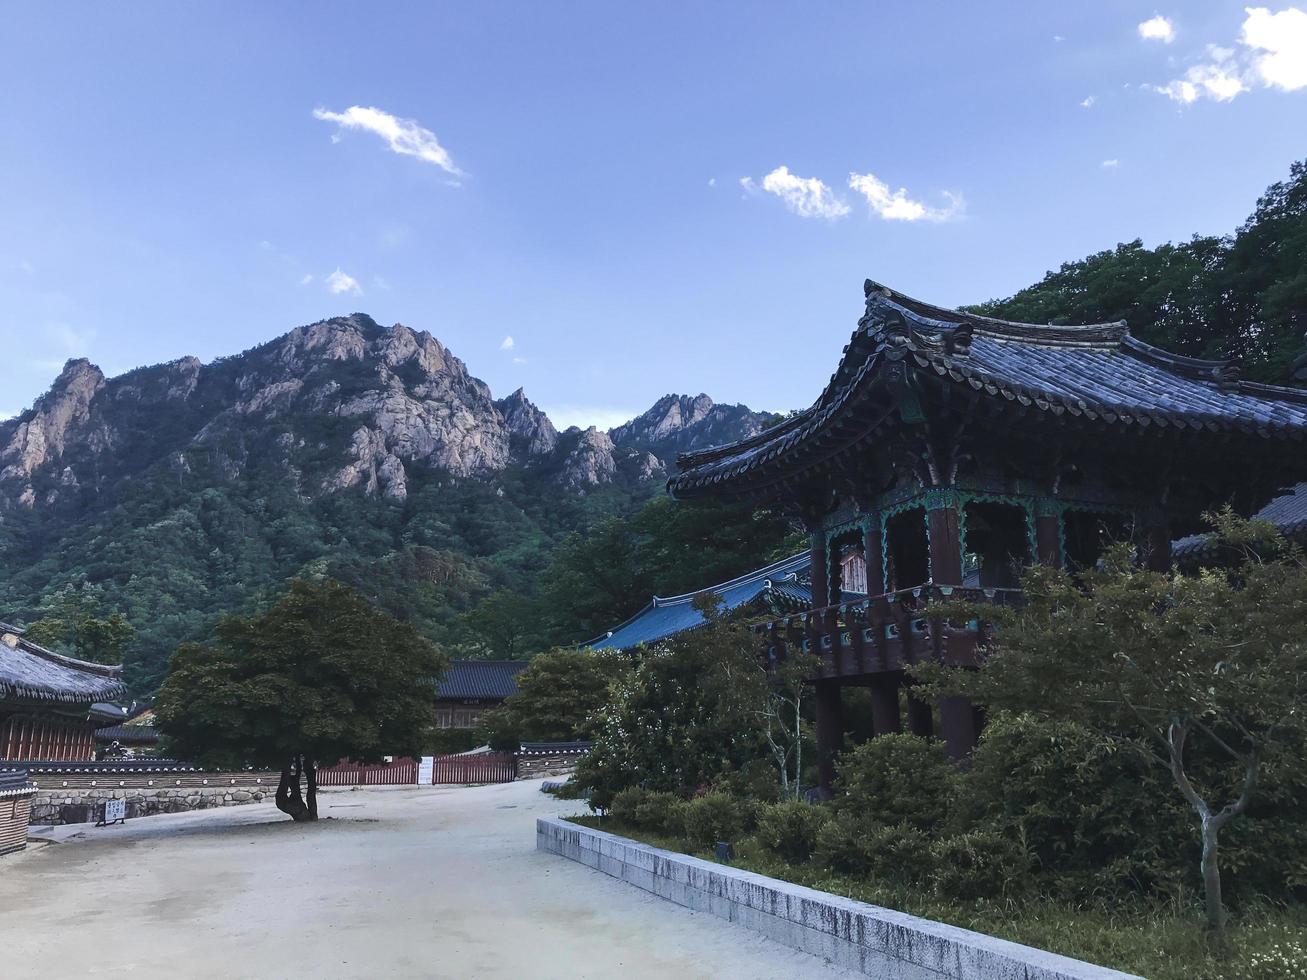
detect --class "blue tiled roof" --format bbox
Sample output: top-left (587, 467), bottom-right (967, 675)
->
top-left (435, 660), bottom-right (527, 700)
top-left (586, 553), bottom-right (813, 651)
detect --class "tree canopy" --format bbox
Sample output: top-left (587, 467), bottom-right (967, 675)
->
top-left (155, 578), bottom-right (447, 820)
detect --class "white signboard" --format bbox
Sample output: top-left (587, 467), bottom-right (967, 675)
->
top-left (418, 756), bottom-right (434, 785)
top-left (100, 798), bottom-right (126, 825)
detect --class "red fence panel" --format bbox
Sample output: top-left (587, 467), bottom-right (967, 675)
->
top-left (430, 753), bottom-right (517, 785)
top-left (316, 758), bottom-right (418, 786)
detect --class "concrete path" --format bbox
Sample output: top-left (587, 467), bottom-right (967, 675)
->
top-left (0, 779), bottom-right (858, 979)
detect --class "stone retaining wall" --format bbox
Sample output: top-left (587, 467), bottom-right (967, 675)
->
top-left (517, 753), bottom-right (584, 779)
top-left (30, 781), bottom-right (277, 826)
top-left (537, 817), bottom-right (1140, 980)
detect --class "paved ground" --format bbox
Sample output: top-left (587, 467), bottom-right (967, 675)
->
top-left (1, 779), bottom-right (858, 979)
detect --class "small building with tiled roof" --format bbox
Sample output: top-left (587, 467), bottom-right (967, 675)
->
top-left (1173, 481), bottom-right (1307, 565)
top-left (0, 621), bottom-right (127, 762)
top-left (584, 552), bottom-right (864, 652)
top-left (434, 660), bottom-right (527, 730)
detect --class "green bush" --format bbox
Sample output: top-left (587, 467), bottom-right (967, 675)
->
top-left (929, 830), bottom-right (1031, 901)
top-left (834, 734), bottom-right (956, 832)
top-left (610, 787), bottom-right (653, 826)
top-left (634, 791), bottom-right (684, 834)
top-left (814, 813), bottom-right (933, 884)
top-left (755, 801), bottom-right (829, 864)
top-left (683, 793), bottom-right (754, 849)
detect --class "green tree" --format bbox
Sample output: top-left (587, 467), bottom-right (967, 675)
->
top-left (24, 583), bottom-right (136, 665)
top-left (155, 579), bottom-right (447, 821)
top-left (925, 513), bottom-right (1307, 944)
top-left (461, 589), bottom-right (542, 660)
top-left (477, 646), bottom-right (629, 750)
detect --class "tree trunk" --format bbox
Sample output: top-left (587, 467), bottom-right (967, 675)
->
top-left (275, 754), bottom-right (316, 822)
top-left (1199, 815), bottom-right (1227, 939)
top-left (305, 758), bottom-right (318, 820)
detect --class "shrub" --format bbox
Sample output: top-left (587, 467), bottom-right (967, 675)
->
top-left (814, 813), bottom-right (933, 884)
top-left (634, 791), bottom-right (684, 834)
top-left (610, 787), bottom-right (653, 826)
top-left (929, 830), bottom-right (1031, 901)
top-left (834, 734), bottom-right (956, 832)
top-left (683, 792), bottom-right (754, 849)
top-left (755, 801), bottom-right (829, 864)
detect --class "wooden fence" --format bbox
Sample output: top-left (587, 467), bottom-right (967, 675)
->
top-left (431, 752), bottom-right (517, 785)
top-left (316, 758), bottom-right (419, 786)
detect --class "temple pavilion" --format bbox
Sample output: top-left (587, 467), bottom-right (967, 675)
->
top-left (0, 621), bottom-right (127, 762)
top-left (669, 280), bottom-right (1307, 794)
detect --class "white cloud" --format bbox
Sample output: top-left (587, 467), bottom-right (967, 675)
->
top-left (847, 172), bottom-right (963, 222)
top-left (1080, 95), bottom-right (1096, 108)
top-left (1149, 8), bottom-right (1307, 104)
top-left (1139, 15), bottom-right (1175, 43)
top-left (707, 177), bottom-right (717, 187)
top-left (299, 273), bottom-right (314, 286)
top-left (1243, 6), bottom-right (1307, 91)
top-left (326, 268), bottom-right (362, 296)
top-left (1053, 34), bottom-right (1066, 42)
top-left (748, 166), bottom-right (849, 219)
top-left (544, 405), bottom-right (643, 431)
top-left (1154, 45), bottom-right (1248, 102)
top-left (1101, 159), bottom-right (1120, 169)
top-left (313, 105), bottom-right (464, 177)
top-left (499, 335), bottom-right (515, 350)
top-left (512, 356), bottom-right (527, 365)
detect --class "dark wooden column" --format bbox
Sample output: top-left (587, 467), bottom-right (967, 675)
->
top-left (863, 516), bottom-right (886, 596)
top-left (925, 490), bottom-right (979, 758)
top-left (1034, 500), bottom-right (1063, 568)
top-left (1142, 518), bottom-right (1172, 572)
top-left (869, 675), bottom-right (902, 735)
top-left (809, 531), bottom-right (829, 610)
top-left (906, 693), bottom-right (933, 737)
top-left (814, 679), bottom-right (844, 798)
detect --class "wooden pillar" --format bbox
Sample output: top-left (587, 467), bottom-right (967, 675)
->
top-left (869, 675), bottom-right (902, 736)
top-left (926, 490), bottom-right (979, 756)
top-left (926, 491), bottom-right (963, 585)
top-left (863, 517), bottom-right (886, 596)
top-left (809, 532), bottom-right (829, 610)
top-left (906, 693), bottom-right (933, 737)
top-left (1034, 501), bottom-right (1063, 568)
top-left (1143, 520), bottom-right (1171, 572)
top-left (814, 679), bottom-right (844, 798)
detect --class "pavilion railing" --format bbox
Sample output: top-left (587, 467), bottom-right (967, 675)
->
top-left (754, 584), bottom-right (1024, 679)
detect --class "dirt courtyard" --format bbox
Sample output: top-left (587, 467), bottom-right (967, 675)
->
top-left (0, 778), bottom-right (856, 979)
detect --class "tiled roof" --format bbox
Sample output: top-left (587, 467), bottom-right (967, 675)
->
top-left (435, 660), bottom-right (527, 700)
top-left (1173, 482), bottom-right (1307, 559)
top-left (0, 623), bottom-right (127, 705)
top-left (95, 724), bottom-right (160, 744)
top-left (671, 281), bottom-right (1307, 496)
top-left (519, 741), bottom-right (592, 755)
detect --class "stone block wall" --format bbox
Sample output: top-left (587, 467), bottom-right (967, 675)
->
top-left (537, 817), bottom-right (1140, 980)
top-left (29, 778), bottom-right (278, 826)
top-left (517, 753), bottom-right (586, 779)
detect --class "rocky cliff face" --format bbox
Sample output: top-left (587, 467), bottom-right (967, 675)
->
top-left (0, 316), bottom-right (774, 511)
top-left (609, 393), bottom-right (776, 464)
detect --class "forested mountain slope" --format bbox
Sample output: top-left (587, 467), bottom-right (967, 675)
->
top-left (0, 314), bottom-right (773, 689)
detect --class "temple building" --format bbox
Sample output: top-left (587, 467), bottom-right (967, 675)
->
top-left (0, 622), bottom-right (127, 762)
top-left (433, 660), bottom-right (527, 730)
top-left (587, 552), bottom-right (854, 651)
top-left (669, 280), bottom-right (1307, 793)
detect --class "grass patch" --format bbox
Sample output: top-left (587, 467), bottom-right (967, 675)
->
top-left (568, 815), bottom-right (1307, 980)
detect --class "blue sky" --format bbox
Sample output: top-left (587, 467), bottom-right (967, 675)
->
top-left (3, 3), bottom-right (1306, 428)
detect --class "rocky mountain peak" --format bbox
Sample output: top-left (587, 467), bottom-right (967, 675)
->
top-left (1, 358), bottom-right (107, 495)
top-left (495, 388), bottom-right (558, 457)
top-left (556, 426), bottom-right (617, 490)
top-left (608, 392), bottom-right (776, 464)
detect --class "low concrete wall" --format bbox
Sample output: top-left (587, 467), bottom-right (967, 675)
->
top-left (537, 817), bottom-right (1139, 980)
